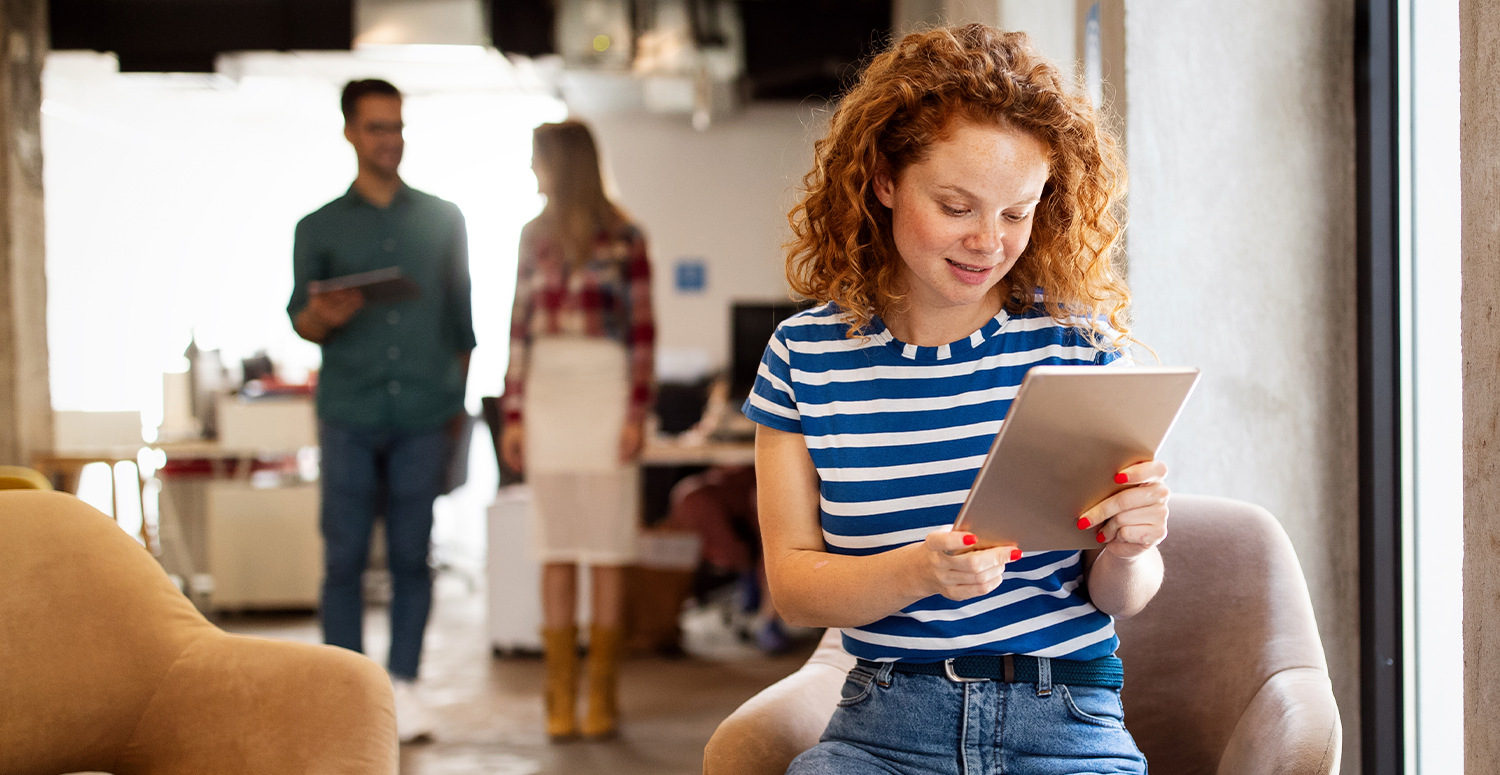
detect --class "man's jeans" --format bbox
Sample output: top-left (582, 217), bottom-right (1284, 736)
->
top-left (789, 660), bottom-right (1149, 775)
top-left (318, 420), bottom-right (448, 680)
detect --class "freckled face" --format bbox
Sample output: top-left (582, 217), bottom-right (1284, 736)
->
top-left (873, 119), bottom-right (1051, 318)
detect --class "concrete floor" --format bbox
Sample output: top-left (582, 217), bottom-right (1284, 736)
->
top-left (219, 573), bottom-right (816, 775)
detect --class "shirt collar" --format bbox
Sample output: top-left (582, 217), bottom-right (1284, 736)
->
top-left (343, 181), bottom-right (410, 209)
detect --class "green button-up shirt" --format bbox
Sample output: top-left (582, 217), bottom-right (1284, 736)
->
top-left (288, 184), bottom-right (476, 432)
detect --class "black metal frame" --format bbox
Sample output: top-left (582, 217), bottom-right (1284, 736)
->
top-left (1355, 0), bottom-right (1403, 772)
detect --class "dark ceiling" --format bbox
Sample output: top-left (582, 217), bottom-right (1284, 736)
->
top-left (48, 0), bottom-right (891, 101)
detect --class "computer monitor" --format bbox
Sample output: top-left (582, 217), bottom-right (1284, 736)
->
top-left (730, 301), bottom-right (812, 399)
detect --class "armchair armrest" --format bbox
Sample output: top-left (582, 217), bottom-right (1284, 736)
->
top-left (1217, 667), bottom-right (1342, 775)
top-left (119, 633), bottom-right (398, 774)
top-left (704, 629), bottom-right (856, 775)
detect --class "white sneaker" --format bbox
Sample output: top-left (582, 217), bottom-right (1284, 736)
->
top-left (392, 679), bottom-right (435, 744)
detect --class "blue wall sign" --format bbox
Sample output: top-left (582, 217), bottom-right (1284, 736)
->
top-left (675, 258), bottom-right (707, 293)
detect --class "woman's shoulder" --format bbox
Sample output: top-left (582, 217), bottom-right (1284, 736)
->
top-left (602, 210), bottom-right (644, 241)
top-left (759, 303), bottom-right (891, 374)
top-left (773, 303), bottom-right (858, 342)
top-left (1003, 298), bottom-right (1112, 338)
top-left (999, 301), bottom-right (1129, 361)
top-left (519, 216), bottom-right (546, 243)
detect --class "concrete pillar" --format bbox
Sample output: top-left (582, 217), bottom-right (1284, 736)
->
top-left (1124, 1), bottom-right (1360, 771)
top-left (0, 0), bottom-right (50, 466)
top-left (1461, 0), bottom-right (1500, 769)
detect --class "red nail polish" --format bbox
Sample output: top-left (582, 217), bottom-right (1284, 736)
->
top-left (1077, 516), bottom-right (1091, 530)
top-left (963, 534), bottom-right (977, 546)
top-left (1010, 548), bottom-right (1022, 561)
top-left (1114, 472), bottom-right (1129, 484)
top-left (1096, 531), bottom-right (1107, 543)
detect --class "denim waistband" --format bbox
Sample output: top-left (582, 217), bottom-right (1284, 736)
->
top-left (857, 654), bottom-right (1124, 689)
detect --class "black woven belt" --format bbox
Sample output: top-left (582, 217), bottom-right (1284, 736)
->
top-left (857, 654), bottom-right (1124, 689)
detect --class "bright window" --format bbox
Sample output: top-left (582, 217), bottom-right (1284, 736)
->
top-left (41, 49), bottom-right (567, 427)
top-left (1405, 0), bottom-right (1462, 770)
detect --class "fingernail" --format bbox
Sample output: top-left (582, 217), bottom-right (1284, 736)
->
top-left (1077, 516), bottom-right (1091, 530)
top-left (963, 534), bottom-right (977, 546)
top-left (1096, 531), bottom-right (1107, 544)
top-left (1114, 472), bottom-right (1129, 484)
top-left (1010, 548), bottom-right (1022, 561)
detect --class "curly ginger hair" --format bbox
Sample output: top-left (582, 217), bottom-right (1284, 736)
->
top-left (787, 24), bottom-right (1132, 345)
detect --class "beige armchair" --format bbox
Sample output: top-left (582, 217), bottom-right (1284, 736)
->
top-left (0, 490), bottom-right (397, 775)
top-left (705, 495), bottom-right (1342, 775)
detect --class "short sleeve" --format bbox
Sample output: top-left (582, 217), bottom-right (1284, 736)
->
top-left (287, 216), bottom-right (322, 321)
top-left (740, 325), bottom-right (802, 433)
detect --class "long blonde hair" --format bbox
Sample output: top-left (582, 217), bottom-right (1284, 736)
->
top-left (787, 24), bottom-right (1131, 346)
top-left (533, 120), bottom-right (621, 265)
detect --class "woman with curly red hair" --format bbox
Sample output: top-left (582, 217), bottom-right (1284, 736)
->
top-left (742, 24), bottom-right (1163, 774)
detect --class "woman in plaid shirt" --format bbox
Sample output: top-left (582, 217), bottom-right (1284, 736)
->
top-left (500, 120), bottom-right (655, 742)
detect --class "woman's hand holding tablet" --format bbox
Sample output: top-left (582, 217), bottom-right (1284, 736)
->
top-left (921, 526), bottom-right (1022, 601)
top-left (1079, 459), bottom-right (1172, 559)
top-left (953, 366), bottom-right (1199, 552)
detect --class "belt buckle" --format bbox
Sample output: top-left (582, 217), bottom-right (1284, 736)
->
top-left (943, 658), bottom-right (985, 683)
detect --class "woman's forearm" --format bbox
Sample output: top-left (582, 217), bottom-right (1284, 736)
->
top-left (766, 542), bottom-right (935, 629)
top-left (756, 423), bottom-right (1012, 629)
top-left (757, 423), bottom-right (941, 629)
top-left (1085, 546), bottom-right (1163, 619)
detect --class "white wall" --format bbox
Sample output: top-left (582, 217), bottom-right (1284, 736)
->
top-left (999, 0), bottom-right (1076, 69)
top-left (1124, 1), bottom-right (1361, 770)
top-left (579, 104), bottom-right (823, 378)
top-left (42, 48), bottom-right (821, 413)
top-left (41, 51), bottom-right (565, 422)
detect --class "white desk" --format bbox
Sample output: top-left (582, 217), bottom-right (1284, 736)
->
top-left (639, 437), bottom-right (756, 467)
top-left (155, 440), bottom-right (321, 612)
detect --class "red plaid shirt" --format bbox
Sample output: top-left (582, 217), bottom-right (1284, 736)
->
top-left (502, 217), bottom-right (656, 424)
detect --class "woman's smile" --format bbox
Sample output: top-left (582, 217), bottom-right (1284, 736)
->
top-left (945, 257), bottom-right (995, 284)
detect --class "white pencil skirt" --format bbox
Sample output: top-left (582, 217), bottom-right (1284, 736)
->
top-left (523, 336), bottom-right (640, 566)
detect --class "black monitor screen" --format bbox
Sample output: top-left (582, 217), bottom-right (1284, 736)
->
top-left (731, 301), bottom-right (812, 399)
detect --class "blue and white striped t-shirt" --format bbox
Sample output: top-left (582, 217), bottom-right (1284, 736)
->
top-left (742, 302), bottom-right (1124, 663)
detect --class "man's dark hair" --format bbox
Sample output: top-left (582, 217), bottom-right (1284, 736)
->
top-left (341, 79), bottom-right (402, 123)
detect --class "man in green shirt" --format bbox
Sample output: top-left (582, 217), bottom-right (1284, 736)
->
top-left (287, 79), bottom-right (475, 743)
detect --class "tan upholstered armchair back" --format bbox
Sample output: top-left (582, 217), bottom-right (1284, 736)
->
top-left (0, 490), bottom-right (398, 775)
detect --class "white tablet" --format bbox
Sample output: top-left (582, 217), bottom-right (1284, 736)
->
top-left (953, 365), bottom-right (1200, 551)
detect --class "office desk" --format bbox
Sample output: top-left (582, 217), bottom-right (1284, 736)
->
top-left (154, 441), bottom-right (320, 612)
top-left (639, 436), bottom-right (756, 467)
top-left (32, 447), bottom-right (150, 544)
top-left (32, 441), bottom-right (318, 611)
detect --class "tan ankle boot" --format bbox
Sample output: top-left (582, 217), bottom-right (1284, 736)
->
top-left (542, 626), bottom-right (579, 741)
top-left (581, 625), bottom-right (623, 739)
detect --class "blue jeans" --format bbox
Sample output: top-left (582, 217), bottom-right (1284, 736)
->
top-left (318, 420), bottom-right (449, 680)
top-left (790, 661), bottom-right (1148, 775)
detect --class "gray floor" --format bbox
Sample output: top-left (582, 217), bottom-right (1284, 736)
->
top-left (219, 573), bottom-right (815, 775)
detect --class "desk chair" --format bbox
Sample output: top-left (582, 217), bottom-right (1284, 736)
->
top-left (704, 495), bottom-right (1342, 775)
top-left (0, 490), bottom-right (397, 775)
